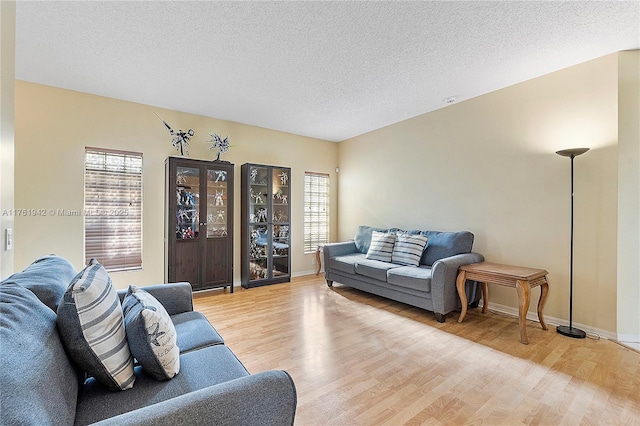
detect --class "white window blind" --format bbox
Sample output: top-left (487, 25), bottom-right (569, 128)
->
top-left (304, 172), bottom-right (330, 253)
top-left (84, 147), bottom-right (143, 271)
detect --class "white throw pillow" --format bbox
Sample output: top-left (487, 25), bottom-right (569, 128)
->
top-left (365, 231), bottom-right (396, 262)
top-left (392, 233), bottom-right (429, 266)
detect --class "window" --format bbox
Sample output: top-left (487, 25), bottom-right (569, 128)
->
top-left (304, 172), bottom-right (330, 253)
top-left (84, 147), bottom-right (143, 271)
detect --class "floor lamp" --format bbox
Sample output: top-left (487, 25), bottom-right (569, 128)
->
top-left (555, 147), bottom-right (589, 339)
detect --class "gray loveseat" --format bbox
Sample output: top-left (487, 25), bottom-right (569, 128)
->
top-left (323, 225), bottom-right (484, 322)
top-left (0, 255), bottom-right (297, 425)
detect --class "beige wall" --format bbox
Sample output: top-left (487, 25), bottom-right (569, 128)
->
top-left (338, 54), bottom-right (620, 334)
top-left (617, 50), bottom-right (640, 341)
top-left (1, 1), bottom-right (16, 278)
top-left (14, 82), bottom-right (338, 288)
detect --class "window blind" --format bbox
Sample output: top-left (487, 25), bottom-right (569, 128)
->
top-left (304, 172), bottom-right (330, 253)
top-left (84, 147), bottom-right (143, 271)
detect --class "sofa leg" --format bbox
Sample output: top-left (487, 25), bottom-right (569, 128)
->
top-left (434, 313), bottom-right (446, 323)
top-left (326, 280), bottom-right (333, 287)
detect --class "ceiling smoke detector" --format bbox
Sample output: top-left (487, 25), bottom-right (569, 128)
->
top-left (443, 96), bottom-right (457, 104)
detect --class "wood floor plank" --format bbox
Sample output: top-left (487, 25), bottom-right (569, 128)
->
top-left (193, 275), bottom-right (640, 425)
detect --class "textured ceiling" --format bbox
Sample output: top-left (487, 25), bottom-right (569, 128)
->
top-left (14, 1), bottom-right (640, 142)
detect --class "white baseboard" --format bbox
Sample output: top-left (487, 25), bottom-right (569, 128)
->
top-left (617, 333), bottom-right (640, 343)
top-left (482, 301), bottom-right (618, 341)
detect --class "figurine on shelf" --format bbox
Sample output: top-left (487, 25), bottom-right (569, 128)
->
top-left (214, 170), bottom-right (226, 182)
top-left (207, 133), bottom-right (231, 161)
top-left (281, 195), bottom-right (287, 204)
top-left (279, 171), bottom-right (288, 185)
top-left (216, 210), bottom-right (225, 222)
top-left (154, 112), bottom-right (193, 156)
top-left (273, 189), bottom-right (282, 200)
top-left (214, 190), bottom-right (224, 206)
top-left (182, 227), bottom-right (195, 239)
top-left (250, 168), bottom-right (258, 183)
top-left (279, 226), bottom-right (289, 238)
top-left (255, 207), bottom-right (268, 222)
top-left (252, 190), bottom-right (263, 204)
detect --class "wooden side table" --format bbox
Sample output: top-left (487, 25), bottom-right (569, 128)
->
top-left (456, 262), bottom-right (550, 344)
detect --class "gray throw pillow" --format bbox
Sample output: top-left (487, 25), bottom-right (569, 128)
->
top-left (57, 259), bottom-right (135, 391)
top-left (122, 285), bottom-right (180, 381)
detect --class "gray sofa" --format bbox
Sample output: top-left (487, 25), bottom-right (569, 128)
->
top-left (0, 255), bottom-right (296, 425)
top-left (324, 225), bottom-right (484, 322)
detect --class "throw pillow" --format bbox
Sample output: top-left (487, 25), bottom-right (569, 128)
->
top-left (392, 233), bottom-right (429, 266)
top-left (122, 285), bottom-right (180, 381)
top-left (365, 231), bottom-right (396, 262)
top-left (57, 259), bottom-right (135, 391)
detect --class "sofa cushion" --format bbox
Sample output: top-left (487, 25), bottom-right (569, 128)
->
top-left (355, 258), bottom-right (400, 281)
top-left (172, 311), bottom-right (225, 353)
top-left (392, 233), bottom-right (429, 266)
top-left (75, 344), bottom-right (250, 425)
top-left (57, 259), bottom-right (135, 391)
top-left (365, 231), bottom-right (396, 262)
top-left (123, 286), bottom-right (180, 381)
top-left (354, 225), bottom-right (388, 254)
top-left (0, 283), bottom-right (79, 426)
top-left (387, 266), bottom-right (432, 292)
top-left (1, 254), bottom-right (77, 311)
top-left (330, 253), bottom-right (364, 275)
top-left (420, 231), bottom-right (474, 266)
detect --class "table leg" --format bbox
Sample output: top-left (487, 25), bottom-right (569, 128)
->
top-left (481, 282), bottom-right (488, 314)
top-left (456, 271), bottom-right (468, 323)
top-left (315, 247), bottom-right (322, 276)
top-left (538, 277), bottom-right (549, 330)
top-left (515, 279), bottom-right (531, 345)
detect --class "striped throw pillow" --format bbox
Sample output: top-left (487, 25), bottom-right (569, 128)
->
top-left (57, 259), bottom-right (135, 391)
top-left (365, 231), bottom-right (396, 262)
top-left (392, 233), bottom-right (429, 266)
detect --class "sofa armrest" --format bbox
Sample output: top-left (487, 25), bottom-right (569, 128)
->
top-left (323, 241), bottom-right (357, 263)
top-left (90, 370), bottom-right (297, 426)
top-left (430, 252), bottom-right (484, 317)
top-left (117, 282), bottom-right (194, 316)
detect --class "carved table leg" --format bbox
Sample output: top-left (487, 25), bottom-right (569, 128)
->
top-left (516, 279), bottom-right (531, 345)
top-left (538, 277), bottom-right (549, 330)
top-left (481, 282), bottom-right (489, 314)
top-left (315, 247), bottom-right (322, 276)
top-left (456, 270), bottom-right (468, 323)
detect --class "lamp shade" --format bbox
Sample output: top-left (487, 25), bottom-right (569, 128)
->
top-left (556, 148), bottom-right (590, 158)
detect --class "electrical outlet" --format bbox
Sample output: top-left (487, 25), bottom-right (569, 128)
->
top-left (5, 228), bottom-right (13, 250)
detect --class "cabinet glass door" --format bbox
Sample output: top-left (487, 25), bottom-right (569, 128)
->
top-left (206, 168), bottom-right (228, 237)
top-left (175, 166), bottom-right (199, 239)
top-left (271, 168), bottom-right (290, 278)
top-left (249, 166), bottom-right (269, 225)
top-left (249, 224), bottom-right (269, 281)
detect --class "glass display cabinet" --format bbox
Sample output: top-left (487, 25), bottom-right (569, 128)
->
top-left (241, 163), bottom-right (291, 288)
top-left (165, 157), bottom-right (234, 292)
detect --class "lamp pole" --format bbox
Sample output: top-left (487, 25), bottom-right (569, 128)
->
top-left (555, 148), bottom-right (589, 339)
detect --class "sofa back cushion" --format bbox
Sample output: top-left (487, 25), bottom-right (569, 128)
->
top-left (420, 230), bottom-right (474, 266)
top-left (354, 225), bottom-right (389, 254)
top-left (0, 283), bottom-right (79, 425)
top-left (1, 254), bottom-right (77, 311)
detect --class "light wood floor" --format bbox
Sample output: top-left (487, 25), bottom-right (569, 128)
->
top-left (194, 275), bottom-right (640, 426)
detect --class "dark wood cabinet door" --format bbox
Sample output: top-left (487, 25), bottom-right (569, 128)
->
top-left (166, 157), bottom-right (234, 292)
